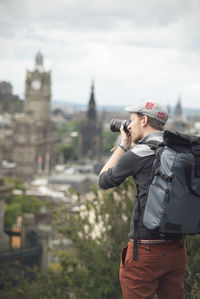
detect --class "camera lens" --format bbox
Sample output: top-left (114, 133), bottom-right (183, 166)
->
top-left (110, 119), bottom-right (130, 133)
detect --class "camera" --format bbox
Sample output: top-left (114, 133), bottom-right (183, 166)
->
top-left (110, 119), bottom-right (130, 133)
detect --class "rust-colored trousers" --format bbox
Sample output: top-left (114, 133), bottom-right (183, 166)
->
top-left (120, 240), bottom-right (188, 299)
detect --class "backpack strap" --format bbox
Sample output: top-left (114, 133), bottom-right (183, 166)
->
top-left (191, 145), bottom-right (200, 177)
top-left (154, 170), bottom-right (173, 182)
top-left (133, 141), bottom-right (164, 260)
top-left (147, 143), bottom-right (165, 184)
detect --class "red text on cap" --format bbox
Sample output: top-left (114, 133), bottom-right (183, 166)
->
top-left (157, 112), bottom-right (164, 119)
top-left (145, 102), bottom-right (154, 109)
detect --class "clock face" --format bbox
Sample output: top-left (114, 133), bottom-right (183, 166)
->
top-left (31, 80), bottom-right (41, 90)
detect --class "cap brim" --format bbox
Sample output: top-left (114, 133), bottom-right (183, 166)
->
top-left (125, 104), bottom-right (140, 113)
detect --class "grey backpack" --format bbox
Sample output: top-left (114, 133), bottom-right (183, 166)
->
top-left (143, 130), bottom-right (200, 236)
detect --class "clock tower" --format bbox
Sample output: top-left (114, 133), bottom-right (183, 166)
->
top-left (10, 52), bottom-right (58, 179)
top-left (24, 51), bottom-right (51, 121)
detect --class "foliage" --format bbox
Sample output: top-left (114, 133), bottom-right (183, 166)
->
top-left (3, 176), bottom-right (200, 298)
top-left (0, 267), bottom-right (71, 299)
top-left (5, 177), bottom-right (25, 191)
top-left (184, 235), bottom-right (200, 297)
top-left (4, 177), bottom-right (43, 229)
top-left (52, 177), bottom-right (135, 299)
top-left (0, 177), bottom-right (135, 299)
top-left (57, 136), bottom-right (79, 162)
top-left (102, 130), bottom-right (120, 155)
top-left (57, 120), bottom-right (82, 162)
top-left (58, 120), bottom-right (82, 141)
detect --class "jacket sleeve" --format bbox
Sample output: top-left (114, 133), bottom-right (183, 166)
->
top-left (98, 151), bottom-right (137, 189)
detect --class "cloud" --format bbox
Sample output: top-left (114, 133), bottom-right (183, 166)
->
top-left (0, 0), bottom-right (197, 30)
top-left (0, 0), bottom-right (200, 108)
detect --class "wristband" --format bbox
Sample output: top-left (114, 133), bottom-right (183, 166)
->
top-left (118, 144), bottom-right (127, 152)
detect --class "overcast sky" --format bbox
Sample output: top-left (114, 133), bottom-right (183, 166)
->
top-left (0, 0), bottom-right (200, 109)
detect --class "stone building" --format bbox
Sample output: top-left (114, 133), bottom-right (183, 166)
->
top-left (78, 82), bottom-right (102, 161)
top-left (0, 81), bottom-right (12, 95)
top-left (0, 81), bottom-right (23, 113)
top-left (0, 52), bottom-right (58, 179)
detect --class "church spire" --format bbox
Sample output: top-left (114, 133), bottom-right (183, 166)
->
top-left (174, 96), bottom-right (182, 116)
top-left (35, 51), bottom-right (44, 72)
top-left (87, 80), bottom-right (96, 120)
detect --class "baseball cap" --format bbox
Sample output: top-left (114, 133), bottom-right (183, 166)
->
top-left (125, 100), bottom-right (168, 124)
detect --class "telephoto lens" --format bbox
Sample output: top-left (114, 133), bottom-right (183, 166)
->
top-left (110, 119), bottom-right (130, 133)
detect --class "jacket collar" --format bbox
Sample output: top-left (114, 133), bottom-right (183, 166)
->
top-left (139, 131), bottom-right (163, 144)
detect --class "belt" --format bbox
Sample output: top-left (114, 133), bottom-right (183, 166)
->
top-left (129, 239), bottom-right (175, 245)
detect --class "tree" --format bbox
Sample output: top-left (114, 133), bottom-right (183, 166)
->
top-left (52, 177), bottom-right (135, 299)
top-left (0, 178), bottom-right (135, 299)
top-left (58, 120), bottom-right (82, 141)
top-left (2, 177), bottom-right (200, 298)
top-left (57, 120), bottom-right (82, 162)
top-left (102, 130), bottom-right (119, 155)
top-left (184, 236), bottom-right (200, 298)
top-left (4, 177), bottom-right (43, 229)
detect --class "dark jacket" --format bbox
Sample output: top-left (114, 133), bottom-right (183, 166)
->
top-left (98, 131), bottom-right (164, 239)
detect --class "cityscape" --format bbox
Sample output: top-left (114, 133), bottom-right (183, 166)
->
top-left (1, 0), bottom-right (200, 296)
top-left (0, 51), bottom-right (200, 297)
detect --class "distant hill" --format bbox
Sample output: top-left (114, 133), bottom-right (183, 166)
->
top-left (52, 100), bottom-right (124, 112)
top-left (182, 107), bottom-right (200, 116)
top-left (52, 100), bottom-right (200, 116)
